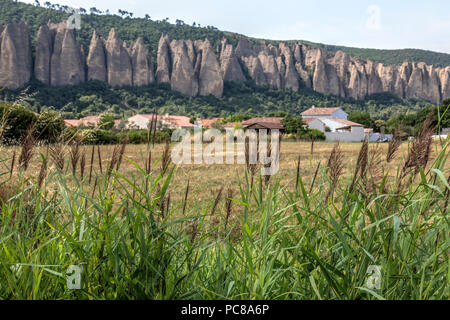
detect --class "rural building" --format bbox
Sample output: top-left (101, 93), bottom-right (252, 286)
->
top-left (242, 117), bottom-right (285, 132)
top-left (301, 107), bottom-right (365, 142)
top-left (126, 114), bottom-right (196, 130)
top-left (301, 106), bottom-right (348, 120)
top-left (64, 116), bottom-right (101, 127)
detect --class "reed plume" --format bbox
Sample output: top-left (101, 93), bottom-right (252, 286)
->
top-left (116, 136), bottom-right (129, 171)
top-left (325, 142), bottom-right (344, 200)
top-left (309, 161), bottom-right (321, 194)
top-left (210, 186), bottom-right (224, 216)
top-left (397, 113), bottom-right (435, 192)
top-left (9, 151), bottom-right (16, 179)
top-left (387, 126), bottom-right (402, 163)
top-left (245, 136), bottom-right (258, 187)
top-left (19, 126), bottom-right (35, 171)
top-left (182, 179), bottom-right (190, 216)
top-left (107, 144), bottom-right (121, 180)
top-left (97, 145), bottom-right (103, 174)
top-left (349, 137), bottom-right (368, 193)
top-left (224, 187), bottom-right (233, 233)
top-left (88, 145), bottom-right (95, 184)
top-left (80, 152), bottom-right (86, 179)
top-left (49, 134), bottom-right (66, 171)
top-left (37, 155), bottom-right (47, 190)
top-left (160, 139), bottom-right (171, 175)
top-left (70, 137), bottom-right (82, 175)
top-left (295, 155), bottom-right (301, 191)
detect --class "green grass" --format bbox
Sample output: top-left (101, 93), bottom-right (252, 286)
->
top-left (0, 134), bottom-right (448, 300)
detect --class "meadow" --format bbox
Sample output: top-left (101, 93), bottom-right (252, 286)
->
top-left (0, 126), bottom-right (448, 299)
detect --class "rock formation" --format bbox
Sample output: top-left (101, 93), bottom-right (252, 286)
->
top-left (197, 39), bottom-right (223, 97)
top-left (87, 31), bottom-right (107, 82)
top-left (220, 39), bottom-right (246, 82)
top-left (440, 67), bottom-right (450, 101)
top-left (156, 34), bottom-right (171, 84)
top-left (0, 22), bottom-right (32, 89)
top-left (170, 40), bottom-right (198, 96)
top-left (279, 43), bottom-right (299, 91)
top-left (130, 37), bottom-right (155, 86)
top-left (50, 22), bottom-right (85, 86)
top-left (105, 29), bottom-right (132, 87)
top-left (1, 20), bottom-right (450, 103)
top-left (34, 25), bottom-right (52, 84)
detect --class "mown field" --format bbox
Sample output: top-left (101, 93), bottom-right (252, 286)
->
top-left (0, 131), bottom-right (449, 299)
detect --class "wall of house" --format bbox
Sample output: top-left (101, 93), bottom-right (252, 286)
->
top-left (308, 119), bottom-right (326, 132)
top-left (325, 126), bottom-right (365, 142)
top-left (331, 109), bottom-right (348, 120)
top-left (321, 119), bottom-right (348, 132)
top-left (127, 115), bottom-right (149, 130)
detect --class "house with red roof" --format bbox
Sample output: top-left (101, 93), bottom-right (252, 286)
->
top-left (127, 114), bottom-right (197, 130)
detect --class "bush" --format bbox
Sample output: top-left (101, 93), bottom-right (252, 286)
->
top-left (0, 103), bottom-right (37, 144)
top-left (297, 129), bottom-right (326, 141)
top-left (35, 111), bottom-right (65, 142)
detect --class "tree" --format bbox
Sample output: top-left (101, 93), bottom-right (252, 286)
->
top-left (98, 113), bottom-right (115, 130)
top-left (281, 115), bottom-right (306, 134)
top-left (0, 103), bottom-right (37, 143)
top-left (348, 111), bottom-right (373, 128)
top-left (35, 111), bottom-right (65, 142)
top-left (374, 120), bottom-right (386, 133)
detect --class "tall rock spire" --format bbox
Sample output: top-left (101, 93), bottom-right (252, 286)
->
top-left (0, 22), bottom-right (32, 89)
top-left (50, 22), bottom-right (85, 86)
top-left (105, 28), bottom-right (132, 87)
top-left (197, 39), bottom-right (223, 98)
top-left (130, 37), bottom-right (155, 86)
top-left (34, 25), bottom-right (52, 85)
top-left (87, 31), bottom-right (107, 82)
top-left (156, 34), bottom-right (171, 84)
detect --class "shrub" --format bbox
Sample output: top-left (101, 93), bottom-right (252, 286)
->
top-left (35, 111), bottom-right (66, 142)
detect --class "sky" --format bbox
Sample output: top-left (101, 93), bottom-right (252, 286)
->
top-left (21, 0), bottom-right (450, 53)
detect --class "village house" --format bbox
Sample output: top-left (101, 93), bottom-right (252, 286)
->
top-left (301, 107), bottom-right (366, 142)
top-left (126, 114), bottom-right (196, 130)
top-left (64, 116), bottom-right (121, 129)
top-left (242, 117), bottom-right (285, 132)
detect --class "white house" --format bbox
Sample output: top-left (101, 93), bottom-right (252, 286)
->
top-left (301, 106), bottom-right (348, 120)
top-left (301, 107), bottom-right (365, 142)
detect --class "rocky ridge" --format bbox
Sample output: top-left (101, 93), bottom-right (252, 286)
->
top-left (0, 21), bottom-right (449, 103)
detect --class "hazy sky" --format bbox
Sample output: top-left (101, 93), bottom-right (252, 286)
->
top-left (21, 0), bottom-right (450, 53)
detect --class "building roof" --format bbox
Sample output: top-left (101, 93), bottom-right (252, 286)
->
top-left (64, 116), bottom-right (101, 127)
top-left (133, 114), bottom-right (195, 128)
top-left (302, 117), bottom-right (319, 124)
top-left (327, 118), bottom-right (363, 128)
top-left (198, 118), bottom-right (223, 128)
top-left (245, 122), bottom-right (284, 130)
top-left (301, 107), bottom-right (342, 116)
top-left (242, 117), bottom-right (283, 126)
top-left (242, 117), bottom-right (284, 130)
top-left (64, 119), bottom-right (81, 127)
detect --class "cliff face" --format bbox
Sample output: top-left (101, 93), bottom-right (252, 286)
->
top-left (50, 22), bottom-right (85, 86)
top-left (1, 20), bottom-right (450, 103)
top-left (0, 22), bottom-right (32, 89)
top-left (105, 29), bottom-right (132, 87)
top-left (87, 31), bottom-right (107, 82)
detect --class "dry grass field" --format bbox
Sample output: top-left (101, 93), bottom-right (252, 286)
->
top-left (2, 140), bottom-right (448, 211)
